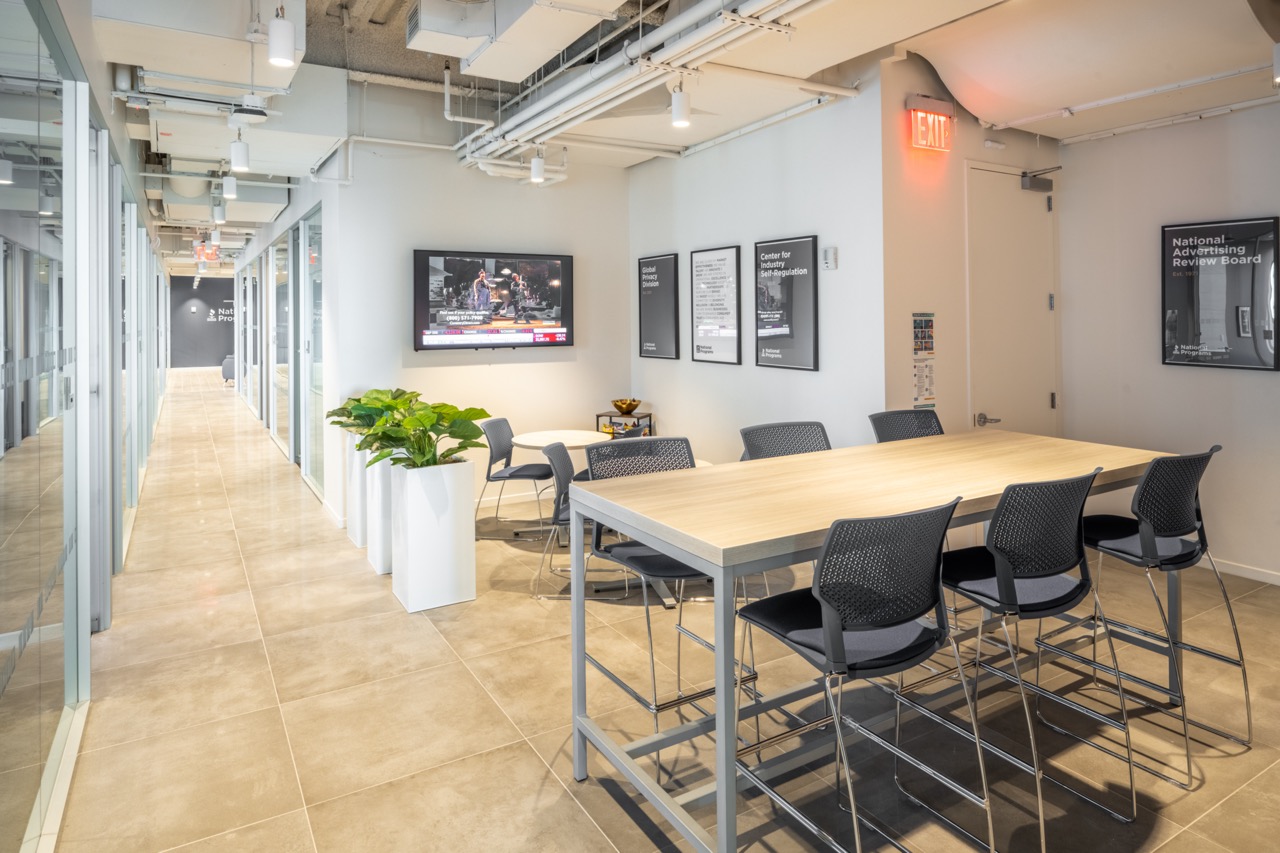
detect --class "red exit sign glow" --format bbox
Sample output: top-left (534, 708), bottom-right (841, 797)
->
top-left (910, 109), bottom-right (952, 151)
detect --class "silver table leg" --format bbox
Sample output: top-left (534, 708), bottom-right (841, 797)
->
top-left (572, 507), bottom-right (589, 780)
top-left (713, 573), bottom-right (738, 852)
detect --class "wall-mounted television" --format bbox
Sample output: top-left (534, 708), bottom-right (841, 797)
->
top-left (413, 250), bottom-right (573, 350)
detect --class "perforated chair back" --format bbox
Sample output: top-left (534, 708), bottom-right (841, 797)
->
top-left (814, 500), bottom-right (959, 631)
top-left (740, 421), bottom-right (831, 460)
top-left (621, 425), bottom-right (647, 438)
top-left (868, 409), bottom-right (943, 443)
top-left (586, 437), bottom-right (695, 480)
top-left (984, 469), bottom-right (1099, 605)
top-left (542, 442), bottom-right (575, 521)
top-left (480, 418), bottom-right (516, 475)
top-left (1131, 446), bottom-right (1220, 538)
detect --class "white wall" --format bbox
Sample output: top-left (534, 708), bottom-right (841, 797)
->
top-left (627, 66), bottom-right (886, 462)
top-left (1059, 104), bottom-right (1280, 581)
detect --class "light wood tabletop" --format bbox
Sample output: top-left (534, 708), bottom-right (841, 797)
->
top-left (569, 430), bottom-right (1167, 568)
top-left (512, 429), bottom-right (611, 450)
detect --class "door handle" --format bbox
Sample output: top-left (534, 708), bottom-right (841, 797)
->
top-left (976, 413), bottom-right (1002, 427)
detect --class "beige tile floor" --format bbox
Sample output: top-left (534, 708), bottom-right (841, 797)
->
top-left (54, 368), bottom-right (1280, 852)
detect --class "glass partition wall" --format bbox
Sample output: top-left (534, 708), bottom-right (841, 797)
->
top-left (269, 233), bottom-right (291, 455)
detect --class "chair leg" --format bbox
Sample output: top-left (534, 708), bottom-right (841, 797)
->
top-left (824, 673), bottom-right (864, 853)
top-left (1142, 566), bottom-right (1195, 788)
top-left (1000, 616), bottom-right (1048, 853)
top-left (1206, 551), bottom-right (1253, 745)
top-left (1093, 591), bottom-right (1139, 821)
top-left (950, 635), bottom-right (996, 852)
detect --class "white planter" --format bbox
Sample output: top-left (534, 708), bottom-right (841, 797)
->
top-left (346, 432), bottom-right (368, 548)
top-left (367, 458), bottom-right (394, 575)
top-left (391, 460), bottom-right (477, 612)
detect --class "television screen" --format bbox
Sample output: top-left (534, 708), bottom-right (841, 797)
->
top-left (413, 250), bottom-right (573, 350)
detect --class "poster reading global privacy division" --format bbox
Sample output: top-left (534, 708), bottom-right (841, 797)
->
top-left (638, 253), bottom-right (679, 359)
top-left (691, 245), bottom-right (741, 364)
top-left (1161, 218), bottom-right (1278, 371)
top-left (755, 235), bottom-right (818, 370)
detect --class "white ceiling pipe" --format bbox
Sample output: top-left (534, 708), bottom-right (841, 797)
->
top-left (347, 70), bottom-right (506, 102)
top-left (485, 0), bottom-right (807, 155)
top-left (700, 63), bottom-right (860, 98)
top-left (526, 0), bottom-right (829, 148)
top-left (309, 134), bottom-right (455, 185)
top-left (552, 134), bottom-right (682, 158)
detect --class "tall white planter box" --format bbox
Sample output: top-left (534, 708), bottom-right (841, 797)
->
top-left (391, 460), bottom-right (476, 612)
top-left (367, 459), bottom-right (394, 574)
top-left (346, 432), bottom-right (368, 548)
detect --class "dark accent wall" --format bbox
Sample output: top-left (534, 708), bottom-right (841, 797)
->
top-left (169, 276), bottom-right (235, 368)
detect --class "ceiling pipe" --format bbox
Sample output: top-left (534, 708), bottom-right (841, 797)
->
top-left (346, 69), bottom-right (506, 102)
top-left (552, 134), bottom-right (682, 158)
top-left (700, 62), bottom-right (860, 97)
top-left (443, 64), bottom-right (496, 153)
top-left (309, 134), bottom-right (456, 184)
top-left (137, 68), bottom-right (292, 96)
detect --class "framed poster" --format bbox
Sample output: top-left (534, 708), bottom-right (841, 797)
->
top-left (638, 253), bottom-right (679, 359)
top-left (690, 245), bottom-right (741, 364)
top-left (1162, 217), bottom-right (1278, 371)
top-left (755, 235), bottom-right (818, 370)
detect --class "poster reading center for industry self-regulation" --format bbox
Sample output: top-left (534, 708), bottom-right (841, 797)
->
top-left (1162, 217), bottom-right (1278, 371)
top-left (755, 236), bottom-right (818, 371)
top-left (638, 253), bottom-right (679, 359)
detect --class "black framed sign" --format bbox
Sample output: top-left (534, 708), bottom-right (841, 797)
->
top-left (638, 253), bottom-right (679, 359)
top-left (691, 245), bottom-right (741, 365)
top-left (755, 235), bottom-right (818, 371)
top-left (1162, 217), bottom-right (1278, 371)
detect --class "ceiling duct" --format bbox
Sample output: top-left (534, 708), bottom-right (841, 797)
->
top-left (407, 0), bottom-right (629, 83)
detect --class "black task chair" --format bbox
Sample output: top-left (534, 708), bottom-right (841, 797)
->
top-left (530, 442), bottom-right (628, 601)
top-left (1072, 445), bottom-right (1248, 789)
top-left (585, 437), bottom-right (757, 735)
top-left (476, 417), bottom-right (552, 537)
top-left (739, 421), bottom-right (831, 461)
top-left (941, 469), bottom-right (1136, 853)
top-left (868, 409), bottom-right (943, 443)
top-left (736, 500), bottom-right (997, 853)
top-left (572, 425), bottom-right (646, 482)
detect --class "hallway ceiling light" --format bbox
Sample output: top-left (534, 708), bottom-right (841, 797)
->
top-left (671, 82), bottom-right (690, 128)
top-left (38, 194), bottom-right (56, 216)
top-left (530, 149), bottom-right (545, 183)
top-left (222, 175), bottom-right (238, 199)
top-left (211, 229), bottom-right (222, 246)
top-left (0, 159), bottom-right (12, 185)
top-left (213, 200), bottom-right (227, 224)
top-left (230, 129), bottom-right (250, 173)
top-left (269, 5), bottom-right (295, 68)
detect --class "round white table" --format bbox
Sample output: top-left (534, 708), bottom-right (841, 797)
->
top-left (512, 429), bottom-right (611, 450)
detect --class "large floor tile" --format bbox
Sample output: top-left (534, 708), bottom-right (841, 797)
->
top-left (426, 586), bottom-right (601, 659)
top-left (89, 591), bottom-right (261, 672)
top-left (57, 708), bottom-right (302, 853)
top-left (281, 664), bottom-right (522, 804)
top-left (308, 742), bottom-right (614, 852)
top-left (1186, 761), bottom-right (1280, 852)
top-left (252, 572), bottom-right (402, 637)
top-left (241, 541), bottom-right (370, 591)
top-left (122, 528), bottom-right (243, 573)
top-left (264, 610), bottom-right (458, 703)
top-left (110, 557), bottom-right (247, 614)
top-left (170, 810), bottom-right (315, 852)
top-left (81, 641), bottom-right (277, 752)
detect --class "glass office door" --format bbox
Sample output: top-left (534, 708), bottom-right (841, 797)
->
top-left (300, 208), bottom-right (323, 493)
top-left (269, 234), bottom-right (291, 455)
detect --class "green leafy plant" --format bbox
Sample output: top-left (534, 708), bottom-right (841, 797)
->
top-left (326, 388), bottom-right (421, 434)
top-left (358, 401), bottom-right (491, 468)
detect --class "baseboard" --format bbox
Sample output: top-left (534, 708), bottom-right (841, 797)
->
top-left (1212, 557), bottom-right (1280, 587)
top-left (22, 701), bottom-right (88, 853)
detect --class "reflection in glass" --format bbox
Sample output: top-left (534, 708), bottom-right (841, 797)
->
top-left (270, 235), bottom-right (290, 452)
top-left (303, 209), bottom-right (323, 492)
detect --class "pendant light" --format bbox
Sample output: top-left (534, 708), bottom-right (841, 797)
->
top-left (268, 4), bottom-right (295, 68)
top-left (38, 193), bottom-right (55, 216)
top-left (222, 174), bottom-right (238, 199)
top-left (212, 198), bottom-right (227, 224)
top-left (230, 129), bottom-right (250, 173)
top-left (0, 159), bottom-right (12, 185)
top-left (671, 81), bottom-right (690, 128)
top-left (211, 228), bottom-right (222, 246)
top-left (530, 148), bottom-right (546, 184)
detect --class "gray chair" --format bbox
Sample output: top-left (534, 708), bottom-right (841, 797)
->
top-left (942, 468), bottom-right (1136, 851)
top-left (739, 421), bottom-right (831, 460)
top-left (868, 409), bottom-right (943, 443)
top-left (736, 499), bottom-right (996, 853)
top-left (572, 425), bottom-right (646, 481)
top-left (530, 441), bottom-right (628, 600)
top-left (476, 417), bottom-right (552, 535)
top-left (1072, 445), bottom-right (1248, 788)
top-left (585, 436), bottom-right (756, 732)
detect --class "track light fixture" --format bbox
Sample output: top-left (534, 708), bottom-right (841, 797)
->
top-left (222, 174), bottom-right (238, 199)
top-left (38, 193), bottom-right (55, 216)
top-left (0, 159), bottom-right (11, 185)
top-left (213, 199), bottom-right (227, 224)
top-left (269, 4), bottom-right (295, 68)
top-left (530, 148), bottom-right (546, 183)
top-left (671, 81), bottom-right (690, 128)
top-left (230, 129), bottom-right (250, 172)
top-left (211, 228), bottom-right (222, 246)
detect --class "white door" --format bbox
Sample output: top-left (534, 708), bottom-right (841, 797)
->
top-left (966, 165), bottom-right (1061, 436)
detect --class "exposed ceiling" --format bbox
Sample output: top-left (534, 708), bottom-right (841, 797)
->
top-left (76, 0), bottom-right (1280, 273)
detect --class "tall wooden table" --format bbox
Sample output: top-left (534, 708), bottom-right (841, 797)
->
top-left (567, 430), bottom-right (1167, 852)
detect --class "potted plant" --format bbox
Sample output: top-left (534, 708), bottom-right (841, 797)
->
top-left (327, 389), bottom-right (420, 566)
top-left (358, 400), bottom-right (490, 612)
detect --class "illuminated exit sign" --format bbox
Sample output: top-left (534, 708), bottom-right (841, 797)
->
top-left (906, 94), bottom-right (956, 152)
